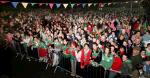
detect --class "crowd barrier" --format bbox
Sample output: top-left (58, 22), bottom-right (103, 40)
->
top-left (14, 41), bottom-right (133, 78)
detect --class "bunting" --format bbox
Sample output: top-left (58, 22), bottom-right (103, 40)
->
top-left (63, 3), bottom-right (68, 8)
top-left (71, 3), bottom-right (75, 8)
top-left (39, 3), bottom-right (43, 6)
top-left (56, 3), bottom-right (61, 8)
top-left (94, 3), bottom-right (97, 6)
top-left (88, 3), bottom-right (92, 7)
top-left (108, 3), bottom-right (111, 6)
top-left (22, 2), bottom-right (28, 8)
top-left (77, 3), bottom-right (80, 6)
top-left (45, 3), bottom-right (48, 6)
top-left (0, 1), bottom-right (10, 4)
top-left (31, 3), bottom-right (36, 6)
top-left (2, 2), bottom-right (130, 9)
top-left (82, 3), bottom-right (86, 8)
top-left (49, 3), bottom-right (54, 9)
top-left (11, 2), bottom-right (19, 8)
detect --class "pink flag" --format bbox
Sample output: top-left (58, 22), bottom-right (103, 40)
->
top-left (49, 3), bottom-right (54, 9)
top-left (0, 1), bottom-right (9, 4)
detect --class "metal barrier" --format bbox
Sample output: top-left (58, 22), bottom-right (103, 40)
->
top-left (14, 42), bottom-right (133, 78)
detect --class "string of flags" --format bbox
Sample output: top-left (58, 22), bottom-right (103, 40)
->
top-left (0, 1), bottom-right (140, 9)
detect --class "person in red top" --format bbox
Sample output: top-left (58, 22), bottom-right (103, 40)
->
top-left (109, 53), bottom-right (123, 78)
top-left (80, 43), bottom-right (92, 69)
top-left (119, 46), bottom-right (125, 57)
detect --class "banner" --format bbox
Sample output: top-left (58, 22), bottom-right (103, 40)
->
top-left (56, 3), bottom-right (61, 8)
top-left (63, 3), bottom-right (68, 8)
top-left (88, 3), bottom-right (92, 7)
top-left (22, 2), bottom-right (28, 8)
top-left (71, 3), bottom-right (75, 8)
top-left (49, 3), bottom-right (54, 9)
top-left (11, 2), bottom-right (19, 8)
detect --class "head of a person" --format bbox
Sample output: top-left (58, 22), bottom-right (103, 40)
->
top-left (110, 45), bottom-right (115, 52)
top-left (119, 34), bottom-right (125, 40)
top-left (104, 47), bottom-right (110, 55)
top-left (122, 55), bottom-right (128, 61)
top-left (132, 46), bottom-right (141, 56)
top-left (147, 43), bottom-right (150, 51)
top-left (84, 43), bottom-right (89, 50)
top-left (119, 46), bottom-right (125, 52)
top-left (123, 41), bottom-right (128, 46)
top-left (121, 29), bottom-right (126, 34)
top-left (71, 41), bottom-right (77, 48)
top-left (135, 31), bottom-right (141, 37)
top-left (93, 43), bottom-right (98, 50)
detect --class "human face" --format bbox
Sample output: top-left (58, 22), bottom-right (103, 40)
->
top-left (105, 48), bottom-right (110, 55)
top-left (122, 55), bottom-right (127, 61)
top-left (85, 44), bottom-right (89, 50)
top-left (111, 46), bottom-right (115, 52)
top-left (93, 44), bottom-right (97, 50)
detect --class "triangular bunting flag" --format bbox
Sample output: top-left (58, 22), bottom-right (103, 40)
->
top-left (63, 3), bottom-right (68, 8)
top-left (88, 3), bottom-right (92, 7)
top-left (94, 3), bottom-right (97, 6)
top-left (49, 3), bottom-right (54, 9)
top-left (22, 2), bottom-right (28, 8)
top-left (56, 3), bottom-right (61, 8)
top-left (31, 3), bottom-right (36, 6)
top-left (0, 1), bottom-right (10, 4)
top-left (71, 3), bottom-right (75, 8)
top-left (99, 3), bottom-right (104, 8)
top-left (82, 3), bottom-right (86, 8)
top-left (108, 3), bottom-right (111, 6)
top-left (39, 3), bottom-right (43, 6)
top-left (11, 2), bottom-right (19, 8)
top-left (45, 3), bottom-right (48, 6)
top-left (77, 3), bottom-right (80, 6)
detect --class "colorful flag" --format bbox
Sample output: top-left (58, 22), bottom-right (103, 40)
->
top-left (22, 2), bottom-right (28, 8)
top-left (71, 3), bottom-right (75, 8)
top-left (63, 3), bottom-right (68, 8)
top-left (49, 3), bottom-right (54, 9)
top-left (56, 3), bottom-right (61, 8)
top-left (11, 2), bottom-right (19, 8)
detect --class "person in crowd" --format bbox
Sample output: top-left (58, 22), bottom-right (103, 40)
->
top-left (100, 47), bottom-right (114, 78)
top-left (109, 52), bottom-right (122, 78)
top-left (121, 55), bottom-right (132, 78)
top-left (0, 9), bottom-right (149, 78)
top-left (143, 57), bottom-right (150, 78)
top-left (131, 47), bottom-right (143, 78)
top-left (145, 43), bottom-right (150, 57)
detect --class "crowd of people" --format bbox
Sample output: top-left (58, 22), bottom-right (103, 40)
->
top-left (0, 8), bottom-right (150, 78)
